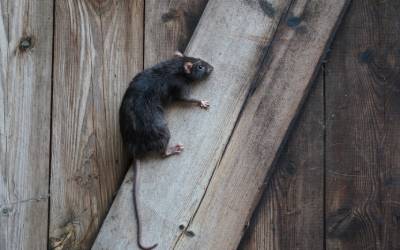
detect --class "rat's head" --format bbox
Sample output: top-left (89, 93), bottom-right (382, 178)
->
top-left (174, 51), bottom-right (214, 81)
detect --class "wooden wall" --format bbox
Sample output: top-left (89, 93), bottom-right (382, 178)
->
top-left (49, 1), bottom-right (143, 249)
top-left (1, 0), bottom-right (399, 249)
top-left (325, 0), bottom-right (400, 248)
top-left (240, 0), bottom-right (400, 249)
top-left (1, 0), bottom-right (208, 249)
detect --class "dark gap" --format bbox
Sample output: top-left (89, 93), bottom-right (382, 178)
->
top-left (319, 2), bottom-right (352, 246)
top-left (47, 0), bottom-right (57, 248)
top-left (142, 0), bottom-right (146, 69)
top-left (323, 62), bottom-right (327, 249)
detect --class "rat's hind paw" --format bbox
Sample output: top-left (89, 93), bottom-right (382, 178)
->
top-left (163, 144), bottom-right (184, 157)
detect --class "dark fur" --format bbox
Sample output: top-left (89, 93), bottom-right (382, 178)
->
top-left (119, 56), bottom-right (213, 157)
top-left (119, 54), bottom-right (213, 250)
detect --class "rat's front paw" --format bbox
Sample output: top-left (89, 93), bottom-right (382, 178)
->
top-left (199, 100), bottom-right (210, 110)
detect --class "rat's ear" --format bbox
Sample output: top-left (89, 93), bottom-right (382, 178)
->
top-left (184, 62), bottom-right (193, 74)
top-left (174, 51), bottom-right (184, 57)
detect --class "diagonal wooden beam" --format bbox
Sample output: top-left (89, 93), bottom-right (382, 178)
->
top-left (94, 0), bottom-right (350, 249)
top-left (94, 0), bottom-right (292, 248)
top-left (174, 1), bottom-right (350, 249)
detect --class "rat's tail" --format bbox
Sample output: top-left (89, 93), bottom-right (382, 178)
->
top-left (132, 159), bottom-right (158, 250)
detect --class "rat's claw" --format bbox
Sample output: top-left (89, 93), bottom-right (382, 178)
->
top-left (199, 100), bottom-right (210, 110)
top-left (175, 144), bottom-right (184, 153)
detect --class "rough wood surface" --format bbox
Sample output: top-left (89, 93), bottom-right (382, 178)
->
top-left (325, 1), bottom-right (400, 249)
top-left (239, 73), bottom-right (324, 250)
top-left (49, 1), bottom-right (143, 249)
top-left (174, 1), bottom-right (349, 249)
top-left (94, 0), bottom-right (293, 248)
top-left (144, 0), bottom-right (208, 67)
top-left (0, 1), bottom-right (54, 249)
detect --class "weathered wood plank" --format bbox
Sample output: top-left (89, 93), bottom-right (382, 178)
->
top-left (94, 0), bottom-right (293, 248)
top-left (49, 1), bottom-right (143, 249)
top-left (239, 72), bottom-right (324, 250)
top-left (0, 0), bottom-right (53, 249)
top-left (144, 0), bottom-right (208, 67)
top-left (173, 0), bottom-right (349, 249)
top-left (325, 1), bottom-right (400, 249)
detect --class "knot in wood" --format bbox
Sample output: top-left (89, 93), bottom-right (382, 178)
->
top-left (2, 208), bottom-right (9, 216)
top-left (19, 37), bottom-right (33, 51)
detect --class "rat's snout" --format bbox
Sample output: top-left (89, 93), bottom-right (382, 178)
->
top-left (207, 65), bottom-right (214, 74)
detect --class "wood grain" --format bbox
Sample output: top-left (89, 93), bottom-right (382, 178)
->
top-left (325, 0), bottom-right (400, 249)
top-left (49, 1), bottom-right (143, 249)
top-left (94, 0), bottom-right (293, 248)
top-left (144, 0), bottom-right (208, 67)
top-left (239, 73), bottom-right (324, 250)
top-left (0, 0), bottom-right (53, 249)
top-left (174, 0), bottom-right (349, 248)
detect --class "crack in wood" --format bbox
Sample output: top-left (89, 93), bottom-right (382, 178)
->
top-left (0, 194), bottom-right (50, 208)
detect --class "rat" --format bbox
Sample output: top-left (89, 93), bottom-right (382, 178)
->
top-left (119, 51), bottom-right (214, 249)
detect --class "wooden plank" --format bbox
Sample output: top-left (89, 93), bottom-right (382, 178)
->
top-left (325, 1), bottom-right (400, 249)
top-left (239, 72), bottom-right (324, 250)
top-left (144, 0), bottom-right (208, 67)
top-left (94, 0), bottom-right (293, 248)
top-left (0, 0), bottom-right (53, 249)
top-left (173, 0), bottom-right (349, 248)
top-left (49, 1), bottom-right (143, 249)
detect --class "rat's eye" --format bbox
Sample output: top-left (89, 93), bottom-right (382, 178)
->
top-left (198, 65), bottom-right (204, 70)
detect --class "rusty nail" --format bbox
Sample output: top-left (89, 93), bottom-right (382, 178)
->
top-left (185, 230), bottom-right (195, 237)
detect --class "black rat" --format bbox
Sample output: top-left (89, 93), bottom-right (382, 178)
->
top-left (119, 51), bottom-right (214, 249)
